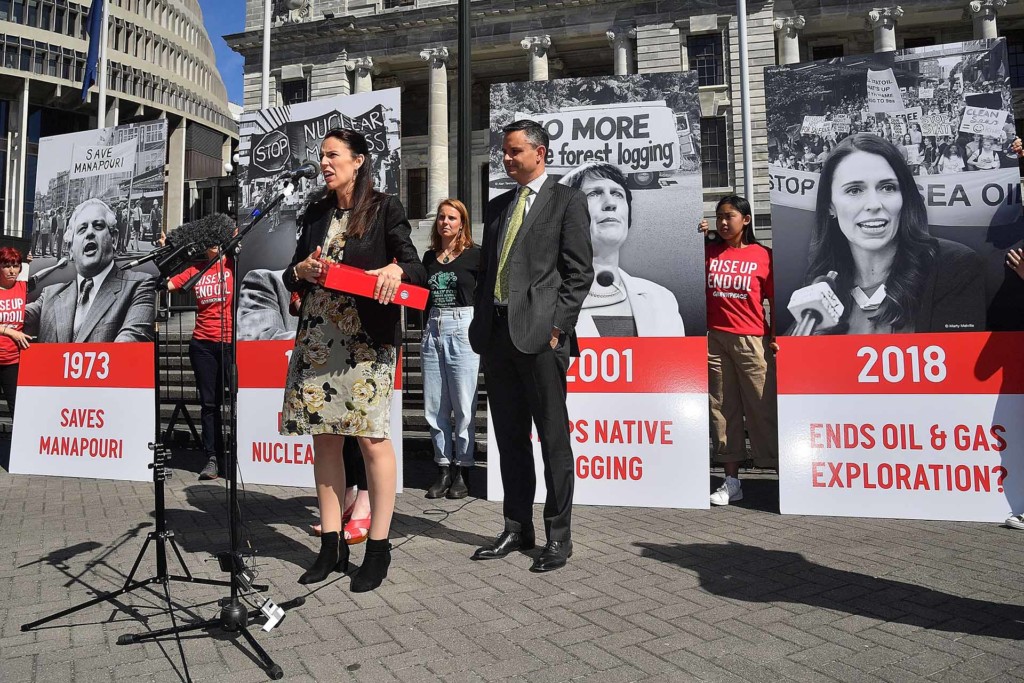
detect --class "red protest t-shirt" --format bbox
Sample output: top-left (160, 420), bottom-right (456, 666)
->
top-left (705, 241), bottom-right (774, 336)
top-left (170, 258), bottom-right (233, 342)
top-left (0, 280), bottom-right (27, 365)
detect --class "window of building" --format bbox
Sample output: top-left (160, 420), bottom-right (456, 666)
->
top-left (40, 1), bottom-right (50, 29)
top-left (699, 116), bottom-right (729, 188)
top-left (903, 36), bottom-right (935, 50)
top-left (11, 0), bottom-right (22, 23)
top-left (400, 84), bottom-right (428, 136)
top-left (383, 0), bottom-right (415, 8)
top-left (406, 168), bottom-right (427, 219)
top-left (1007, 31), bottom-right (1024, 88)
top-left (687, 34), bottom-right (724, 87)
top-left (281, 78), bottom-right (308, 105)
top-left (811, 44), bottom-right (844, 61)
top-left (26, 0), bottom-right (36, 26)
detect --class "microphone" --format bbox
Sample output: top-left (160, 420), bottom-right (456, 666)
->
top-left (278, 161), bottom-right (320, 183)
top-left (787, 270), bottom-right (844, 336)
top-left (119, 244), bottom-right (175, 270)
top-left (120, 214), bottom-right (235, 271)
top-left (596, 271), bottom-right (616, 288)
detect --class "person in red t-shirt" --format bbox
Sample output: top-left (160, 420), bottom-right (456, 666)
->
top-left (0, 247), bottom-right (33, 412)
top-left (700, 196), bottom-right (778, 506)
top-left (168, 247), bottom-right (233, 481)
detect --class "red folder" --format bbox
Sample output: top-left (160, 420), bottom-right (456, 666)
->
top-left (322, 262), bottom-right (428, 310)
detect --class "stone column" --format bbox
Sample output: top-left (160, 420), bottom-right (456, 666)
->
top-left (166, 116), bottom-right (186, 233)
top-left (773, 15), bottom-right (805, 65)
top-left (8, 77), bottom-right (28, 237)
top-left (521, 36), bottom-right (551, 81)
top-left (420, 47), bottom-right (450, 218)
top-left (966, 0), bottom-right (1006, 40)
top-left (350, 56), bottom-right (374, 93)
top-left (866, 7), bottom-right (903, 53)
top-left (606, 27), bottom-right (636, 75)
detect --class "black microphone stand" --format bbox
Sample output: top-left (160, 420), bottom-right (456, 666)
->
top-left (21, 275), bottom-right (234, 683)
top-left (115, 182), bottom-right (301, 681)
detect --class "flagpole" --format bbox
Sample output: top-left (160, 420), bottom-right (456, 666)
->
top-left (97, 0), bottom-right (108, 129)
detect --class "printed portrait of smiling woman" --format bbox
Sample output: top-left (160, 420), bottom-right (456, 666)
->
top-left (801, 133), bottom-right (985, 335)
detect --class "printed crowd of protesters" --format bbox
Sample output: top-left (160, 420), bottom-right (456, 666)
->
top-left (30, 198), bottom-right (163, 258)
top-left (769, 73), bottom-right (1019, 177)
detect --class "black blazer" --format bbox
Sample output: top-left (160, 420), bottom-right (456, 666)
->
top-left (469, 176), bottom-right (593, 355)
top-left (283, 192), bottom-right (426, 347)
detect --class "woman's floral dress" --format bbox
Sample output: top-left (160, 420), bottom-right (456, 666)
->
top-left (280, 209), bottom-right (396, 438)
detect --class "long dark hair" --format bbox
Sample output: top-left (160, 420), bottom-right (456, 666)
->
top-left (715, 194), bottom-right (757, 244)
top-left (807, 133), bottom-right (936, 330)
top-left (322, 128), bottom-right (384, 239)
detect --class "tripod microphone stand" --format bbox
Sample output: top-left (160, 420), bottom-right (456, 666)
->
top-left (21, 277), bottom-right (237, 682)
top-left (115, 186), bottom-right (300, 681)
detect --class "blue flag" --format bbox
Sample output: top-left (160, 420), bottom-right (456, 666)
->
top-left (81, 0), bottom-right (103, 101)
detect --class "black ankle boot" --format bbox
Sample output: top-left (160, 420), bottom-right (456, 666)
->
top-left (425, 465), bottom-right (452, 499)
top-left (298, 531), bottom-right (349, 585)
top-left (351, 538), bottom-right (391, 593)
top-left (446, 465), bottom-right (469, 499)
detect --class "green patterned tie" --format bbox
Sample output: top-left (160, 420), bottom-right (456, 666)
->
top-left (494, 185), bottom-right (531, 303)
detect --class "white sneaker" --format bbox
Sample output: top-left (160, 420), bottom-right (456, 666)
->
top-left (710, 476), bottom-right (742, 506)
top-left (1005, 514), bottom-right (1024, 530)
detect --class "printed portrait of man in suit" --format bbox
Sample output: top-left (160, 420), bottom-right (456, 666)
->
top-left (24, 198), bottom-right (156, 343)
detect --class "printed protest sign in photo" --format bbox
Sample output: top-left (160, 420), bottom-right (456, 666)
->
top-left (8, 120), bottom-right (166, 482)
top-left (234, 91), bottom-right (405, 489)
top-left (766, 38), bottom-right (1024, 522)
top-left (488, 73), bottom-right (709, 509)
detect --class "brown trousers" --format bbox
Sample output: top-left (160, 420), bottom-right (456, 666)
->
top-left (707, 329), bottom-right (778, 466)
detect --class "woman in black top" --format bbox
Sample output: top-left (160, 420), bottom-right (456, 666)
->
top-left (281, 128), bottom-right (426, 592)
top-left (421, 199), bottom-right (482, 499)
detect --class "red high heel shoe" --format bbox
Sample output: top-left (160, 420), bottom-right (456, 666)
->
top-left (309, 500), bottom-right (355, 537)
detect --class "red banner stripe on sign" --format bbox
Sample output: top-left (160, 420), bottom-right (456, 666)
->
top-left (568, 337), bottom-right (708, 394)
top-left (237, 340), bottom-right (405, 390)
top-left (17, 343), bottom-right (155, 388)
top-left (777, 331), bottom-right (1024, 395)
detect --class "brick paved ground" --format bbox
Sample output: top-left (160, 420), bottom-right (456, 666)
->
top-left (2, 446), bottom-right (1023, 682)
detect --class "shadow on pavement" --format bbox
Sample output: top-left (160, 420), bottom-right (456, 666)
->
top-left (636, 541), bottom-right (1024, 640)
top-left (166, 485), bottom-right (320, 571)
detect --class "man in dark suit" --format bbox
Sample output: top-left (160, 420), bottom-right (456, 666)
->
top-left (24, 198), bottom-right (155, 343)
top-left (469, 119), bottom-right (593, 572)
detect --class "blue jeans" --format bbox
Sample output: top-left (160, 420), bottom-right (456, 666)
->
top-left (421, 306), bottom-right (480, 466)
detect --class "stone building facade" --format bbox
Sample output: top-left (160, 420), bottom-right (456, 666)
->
top-left (228, 0), bottom-right (1024, 234)
top-left (0, 0), bottom-right (236, 239)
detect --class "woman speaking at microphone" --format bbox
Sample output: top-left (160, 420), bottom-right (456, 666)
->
top-left (282, 128), bottom-right (425, 592)
top-left (699, 196), bottom-right (777, 507)
top-left (800, 133), bottom-right (985, 335)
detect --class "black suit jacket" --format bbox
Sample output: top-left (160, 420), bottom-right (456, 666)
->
top-left (470, 176), bottom-right (593, 355)
top-left (283, 192), bottom-right (426, 347)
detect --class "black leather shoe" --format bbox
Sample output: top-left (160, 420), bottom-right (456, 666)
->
top-left (446, 465), bottom-right (469, 499)
top-left (530, 540), bottom-right (573, 573)
top-left (425, 465), bottom-right (452, 499)
top-left (471, 530), bottom-right (535, 560)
